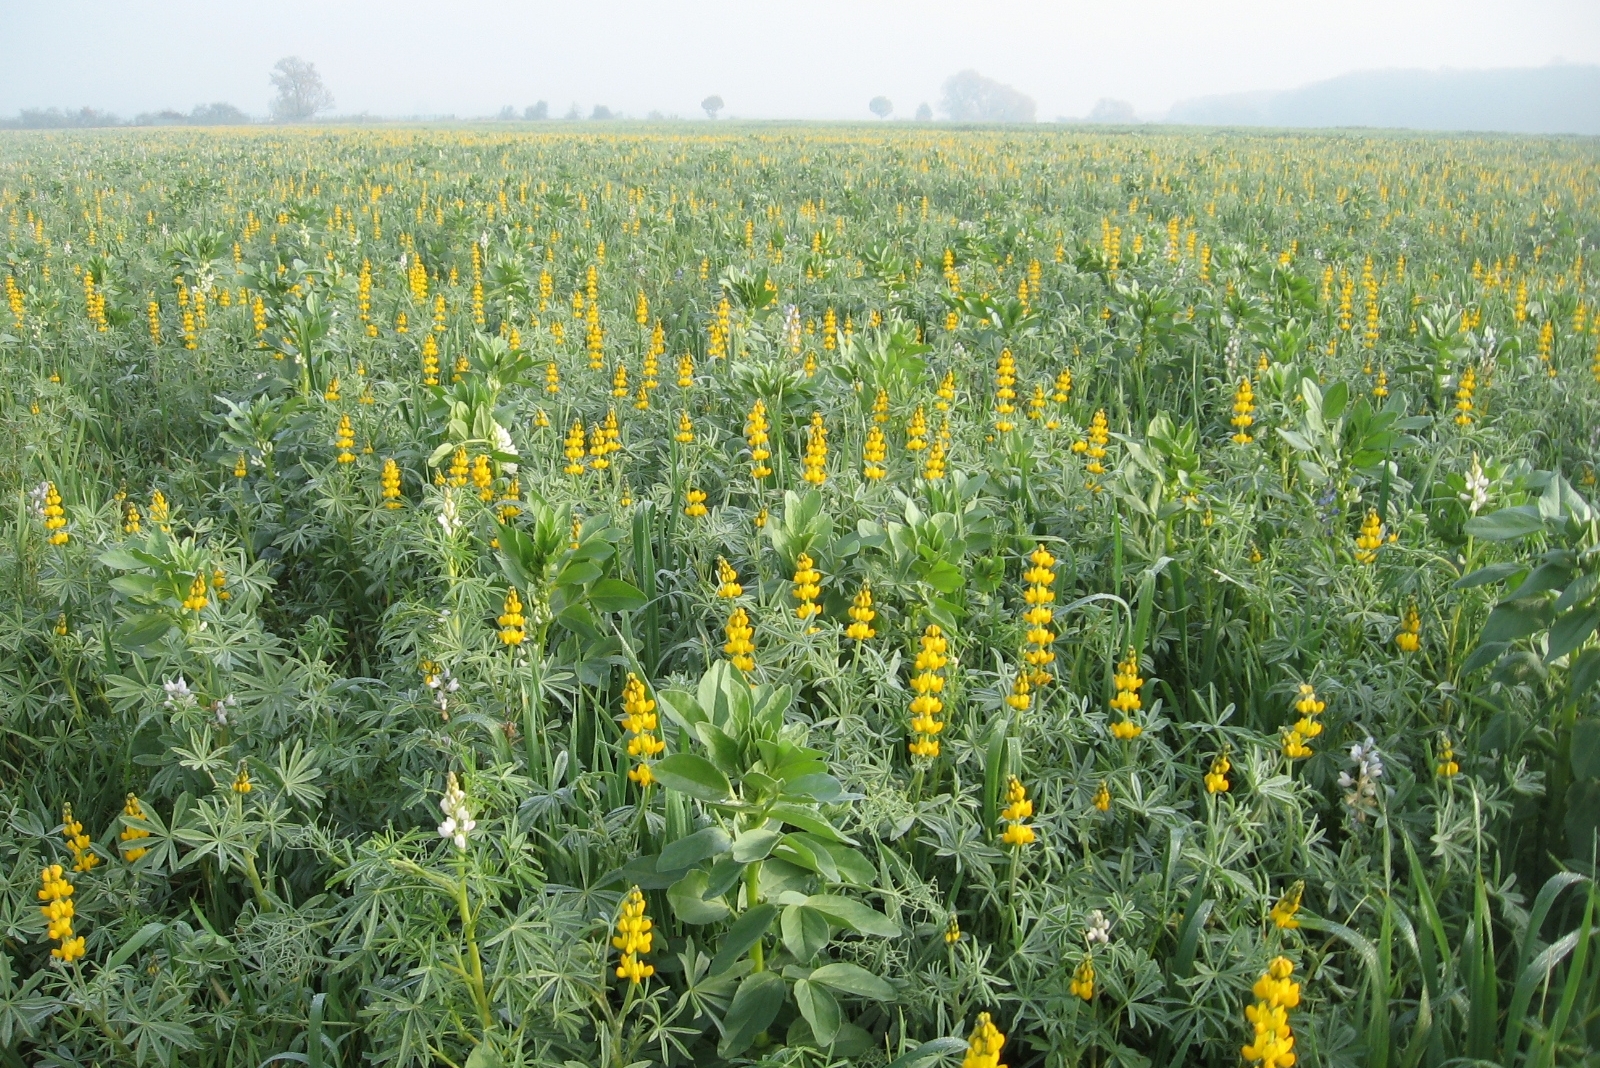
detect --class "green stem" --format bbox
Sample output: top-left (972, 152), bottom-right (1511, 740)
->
top-left (745, 861), bottom-right (765, 972)
top-left (455, 856), bottom-right (494, 1035)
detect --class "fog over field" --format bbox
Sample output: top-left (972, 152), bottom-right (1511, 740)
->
top-left (0, 0), bottom-right (1597, 126)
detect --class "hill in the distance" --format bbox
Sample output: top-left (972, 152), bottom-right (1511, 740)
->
top-left (1166, 64), bottom-right (1600, 135)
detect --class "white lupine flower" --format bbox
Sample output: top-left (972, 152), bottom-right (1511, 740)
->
top-left (1462, 454), bottom-right (1490, 515)
top-left (437, 489), bottom-right (461, 536)
top-left (1085, 909), bottom-right (1111, 946)
top-left (1341, 736), bottom-right (1385, 822)
top-left (163, 677), bottom-right (196, 709)
top-left (438, 772), bottom-right (475, 850)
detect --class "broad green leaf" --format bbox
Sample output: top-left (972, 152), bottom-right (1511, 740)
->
top-left (793, 979), bottom-right (840, 1045)
top-left (1546, 607), bottom-right (1600, 662)
top-left (652, 753), bottom-right (733, 802)
top-left (1480, 601), bottom-right (1551, 646)
top-left (808, 961), bottom-right (897, 1001)
top-left (710, 903), bottom-right (778, 975)
top-left (1454, 562), bottom-right (1526, 590)
top-left (717, 971), bottom-right (786, 1058)
top-left (1464, 506), bottom-right (1545, 541)
top-left (882, 1037), bottom-right (969, 1068)
top-left (804, 894), bottom-right (900, 937)
top-left (660, 826), bottom-right (732, 870)
top-left (732, 827), bottom-right (783, 863)
top-left (782, 904), bottom-right (831, 962)
top-left (114, 613), bottom-right (174, 649)
top-left (667, 870), bottom-right (733, 924)
top-left (588, 577), bottom-right (647, 612)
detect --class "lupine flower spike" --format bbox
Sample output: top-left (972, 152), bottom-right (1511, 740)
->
top-left (613, 887), bottom-right (656, 983)
top-left (961, 1013), bottom-right (1006, 1068)
top-left (1109, 648), bottom-right (1144, 739)
top-left (621, 674), bottom-right (664, 786)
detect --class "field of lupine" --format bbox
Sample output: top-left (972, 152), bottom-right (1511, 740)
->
top-left (1, 124), bottom-right (1598, 1068)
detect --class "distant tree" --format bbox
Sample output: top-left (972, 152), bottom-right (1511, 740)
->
top-left (702, 95), bottom-right (724, 120)
top-left (590, 105), bottom-right (614, 120)
top-left (915, 102), bottom-right (933, 121)
top-left (134, 110), bottom-right (188, 126)
top-left (13, 107), bottom-right (122, 129)
top-left (525, 101), bottom-right (549, 120)
top-left (563, 102), bottom-right (582, 120)
top-left (497, 105), bottom-right (517, 121)
top-left (269, 57), bottom-right (334, 122)
top-left (646, 110), bottom-right (665, 121)
top-left (869, 96), bottom-right (893, 119)
top-left (1087, 98), bottom-right (1137, 124)
top-left (939, 70), bottom-right (1036, 123)
top-left (190, 102), bottom-right (249, 125)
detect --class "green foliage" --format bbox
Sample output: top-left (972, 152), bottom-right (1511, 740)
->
top-left (0, 123), bottom-right (1598, 1068)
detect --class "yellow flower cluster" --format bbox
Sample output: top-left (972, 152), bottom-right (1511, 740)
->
top-left (1454, 365), bottom-right (1476, 426)
top-left (676, 353), bottom-right (695, 389)
top-left (1282, 684), bottom-right (1325, 760)
top-left (1073, 409), bottom-right (1110, 490)
top-left (908, 625), bottom-right (949, 760)
top-left (447, 446), bottom-right (469, 487)
top-left (1270, 881), bottom-right (1304, 929)
top-left (846, 583), bottom-right (876, 642)
top-left (1069, 956), bottom-right (1095, 1001)
top-left (1020, 545), bottom-right (1057, 689)
top-left (994, 348), bottom-right (1018, 432)
top-left (498, 587), bottom-right (526, 646)
top-left (335, 413), bottom-right (355, 463)
top-left (905, 405), bottom-right (928, 451)
top-left (791, 553), bottom-right (822, 624)
top-left (119, 793), bottom-right (150, 861)
top-left (1436, 733), bottom-right (1460, 778)
top-left (746, 398), bottom-right (772, 478)
top-left (1395, 602), bottom-right (1421, 653)
top-left (42, 481), bottom-right (68, 545)
top-left (381, 458), bottom-right (403, 508)
top-left (232, 764), bottom-right (253, 794)
top-left (62, 803), bottom-right (99, 873)
top-left (563, 420), bottom-right (587, 474)
top-left (621, 673), bottom-right (664, 786)
top-left (612, 886), bottom-right (656, 983)
top-left (684, 488), bottom-right (708, 518)
top-left (1354, 508), bottom-right (1384, 565)
top-left (471, 454), bottom-right (493, 501)
top-left (922, 438), bottom-right (948, 481)
top-left (1231, 377), bottom-right (1257, 444)
top-left (1242, 957), bottom-right (1301, 1068)
top-left (39, 864), bottom-right (85, 963)
top-left (961, 1013), bottom-right (1006, 1068)
top-left (715, 557), bottom-right (743, 599)
top-left (1000, 775), bottom-right (1037, 848)
top-left (724, 606), bottom-right (755, 672)
top-left (863, 424), bottom-right (888, 480)
top-left (183, 572), bottom-right (210, 613)
top-left (1205, 747), bottom-right (1232, 794)
top-left (1005, 670), bottom-right (1033, 711)
top-left (801, 411), bottom-right (828, 484)
top-left (421, 335), bottom-right (440, 385)
top-left (944, 913), bottom-right (962, 944)
top-left (1109, 648), bottom-right (1144, 739)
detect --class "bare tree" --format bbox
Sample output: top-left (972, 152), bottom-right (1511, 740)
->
top-left (869, 96), bottom-right (893, 119)
top-left (1087, 98), bottom-right (1138, 124)
top-left (939, 70), bottom-right (1035, 123)
top-left (915, 102), bottom-right (933, 121)
top-left (270, 57), bottom-right (334, 122)
top-left (702, 95), bottom-right (724, 120)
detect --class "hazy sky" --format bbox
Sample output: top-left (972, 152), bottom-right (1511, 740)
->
top-left (2, 0), bottom-right (1598, 120)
